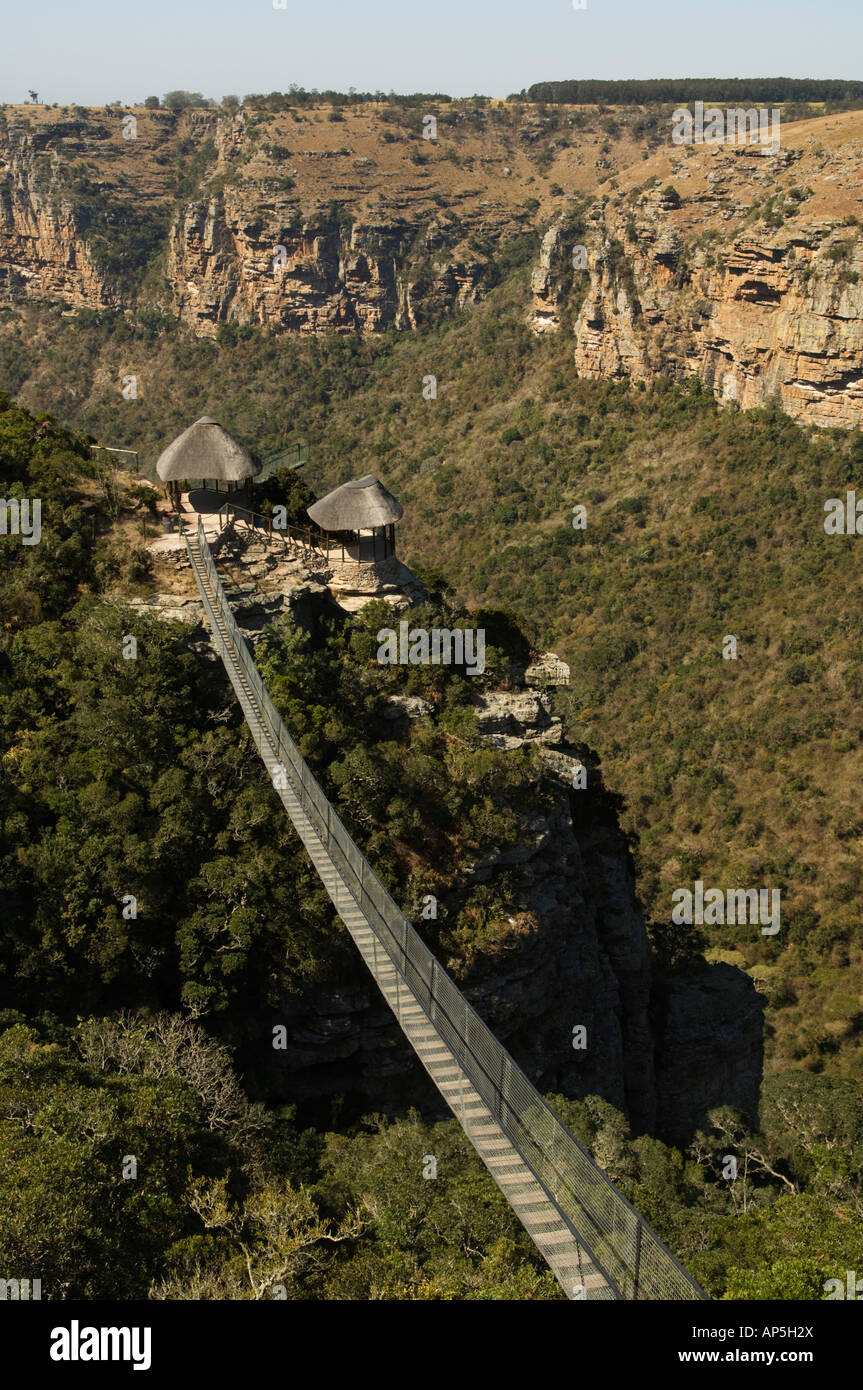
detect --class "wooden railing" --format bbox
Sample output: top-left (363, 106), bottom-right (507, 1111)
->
top-left (216, 501), bottom-right (394, 566)
top-left (217, 501), bottom-right (331, 561)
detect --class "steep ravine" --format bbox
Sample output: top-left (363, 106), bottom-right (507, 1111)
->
top-left (263, 689), bottom-right (763, 1145)
top-left (142, 525), bottom-right (764, 1144)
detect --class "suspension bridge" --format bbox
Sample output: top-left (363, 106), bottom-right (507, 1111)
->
top-left (182, 515), bottom-right (708, 1302)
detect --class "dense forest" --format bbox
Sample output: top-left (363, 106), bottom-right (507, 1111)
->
top-left (523, 78), bottom-right (863, 105)
top-left (2, 386), bottom-right (863, 1299)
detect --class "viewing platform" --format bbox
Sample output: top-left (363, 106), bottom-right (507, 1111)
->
top-left (146, 488), bottom-right (247, 554)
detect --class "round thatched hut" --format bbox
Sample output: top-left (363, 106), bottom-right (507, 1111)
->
top-left (156, 417), bottom-right (262, 511)
top-left (307, 474), bottom-right (403, 563)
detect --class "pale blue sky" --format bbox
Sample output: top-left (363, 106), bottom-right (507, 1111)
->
top-left (1, 0), bottom-right (861, 105)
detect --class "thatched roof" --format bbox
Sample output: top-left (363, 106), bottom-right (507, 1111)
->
top-left (307, 474), bottom-right (403, 532)
top-left (156, 417), bottom-right (262, 482)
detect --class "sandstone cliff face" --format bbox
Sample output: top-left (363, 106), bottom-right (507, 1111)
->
top-left (0, 125), bottom-right (115, 309)
top-left (0, 103), bottom-right (536, 335)
top-left (167, 200), bottom-right (485, 337)
top-left (4, 102), bottom-right (863, 429)
top-left (0, 106), bottom-right (181, 309)
top-left (530, 114), bottom-right (863, 429)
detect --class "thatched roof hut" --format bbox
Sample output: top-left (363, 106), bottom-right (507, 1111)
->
top-left (156, 417), bottom-right (261, 485)
top-left (307, 474), bottom-right (403, 565)
top-left (307, 474), bottom-right (403, 531)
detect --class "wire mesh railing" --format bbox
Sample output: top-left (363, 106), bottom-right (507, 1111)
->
top-left (184, 517), bottom-right (708, 1302)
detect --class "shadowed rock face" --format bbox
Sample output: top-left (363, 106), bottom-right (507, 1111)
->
top-left (265, 705), bottom-right (763, 1144)
top-left (653, 963), bottom-right (764, 1146)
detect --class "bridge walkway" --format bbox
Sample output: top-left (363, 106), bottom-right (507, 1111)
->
top-left (183, 519), bottom-right (707, 1303)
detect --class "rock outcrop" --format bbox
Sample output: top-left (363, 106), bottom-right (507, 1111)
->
top-left (325, 553), bottom-right (426, 613)
top-left (140, 508), bottom-right (423, 627)
top-left (530, 112), bottom-right (863, 429)
top-left (269, 676), bottom-right (763, 1142)
top-left (474, 688), bottom-right (563, 750)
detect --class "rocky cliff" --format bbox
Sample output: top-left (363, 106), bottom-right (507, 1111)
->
top-left (3, 101), bottom-right (863, 428)
top-left (530, 111), bottom-right (863, 429)
top-left (0, 100), bottom-right (627, 335)
top-left (263, 678), bottom-right (762, 1143)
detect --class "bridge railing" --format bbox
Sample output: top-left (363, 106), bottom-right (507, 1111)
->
top-left (188, 518), bottom-right (707, 1302)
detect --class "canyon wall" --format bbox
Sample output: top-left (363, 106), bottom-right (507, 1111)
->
top-left (530, 117), bottom-right (863, 429)
top-left (0, 103), bottom-right (538, 334)
top-left (2, 102), bottom-right (863, 428)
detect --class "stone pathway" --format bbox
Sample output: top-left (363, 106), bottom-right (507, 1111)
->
top-left (146, 488), bottom-right (232, 555)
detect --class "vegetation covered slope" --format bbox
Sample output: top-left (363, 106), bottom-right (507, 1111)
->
top-left (0, 391), bottom-right (556, 1030)
top-left (2, 381), bottom-right (863, 1298)
top-left (4, 259), bottom-right (862, 1079)
top-left (3, 1014), bottom-right (863, 1300)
